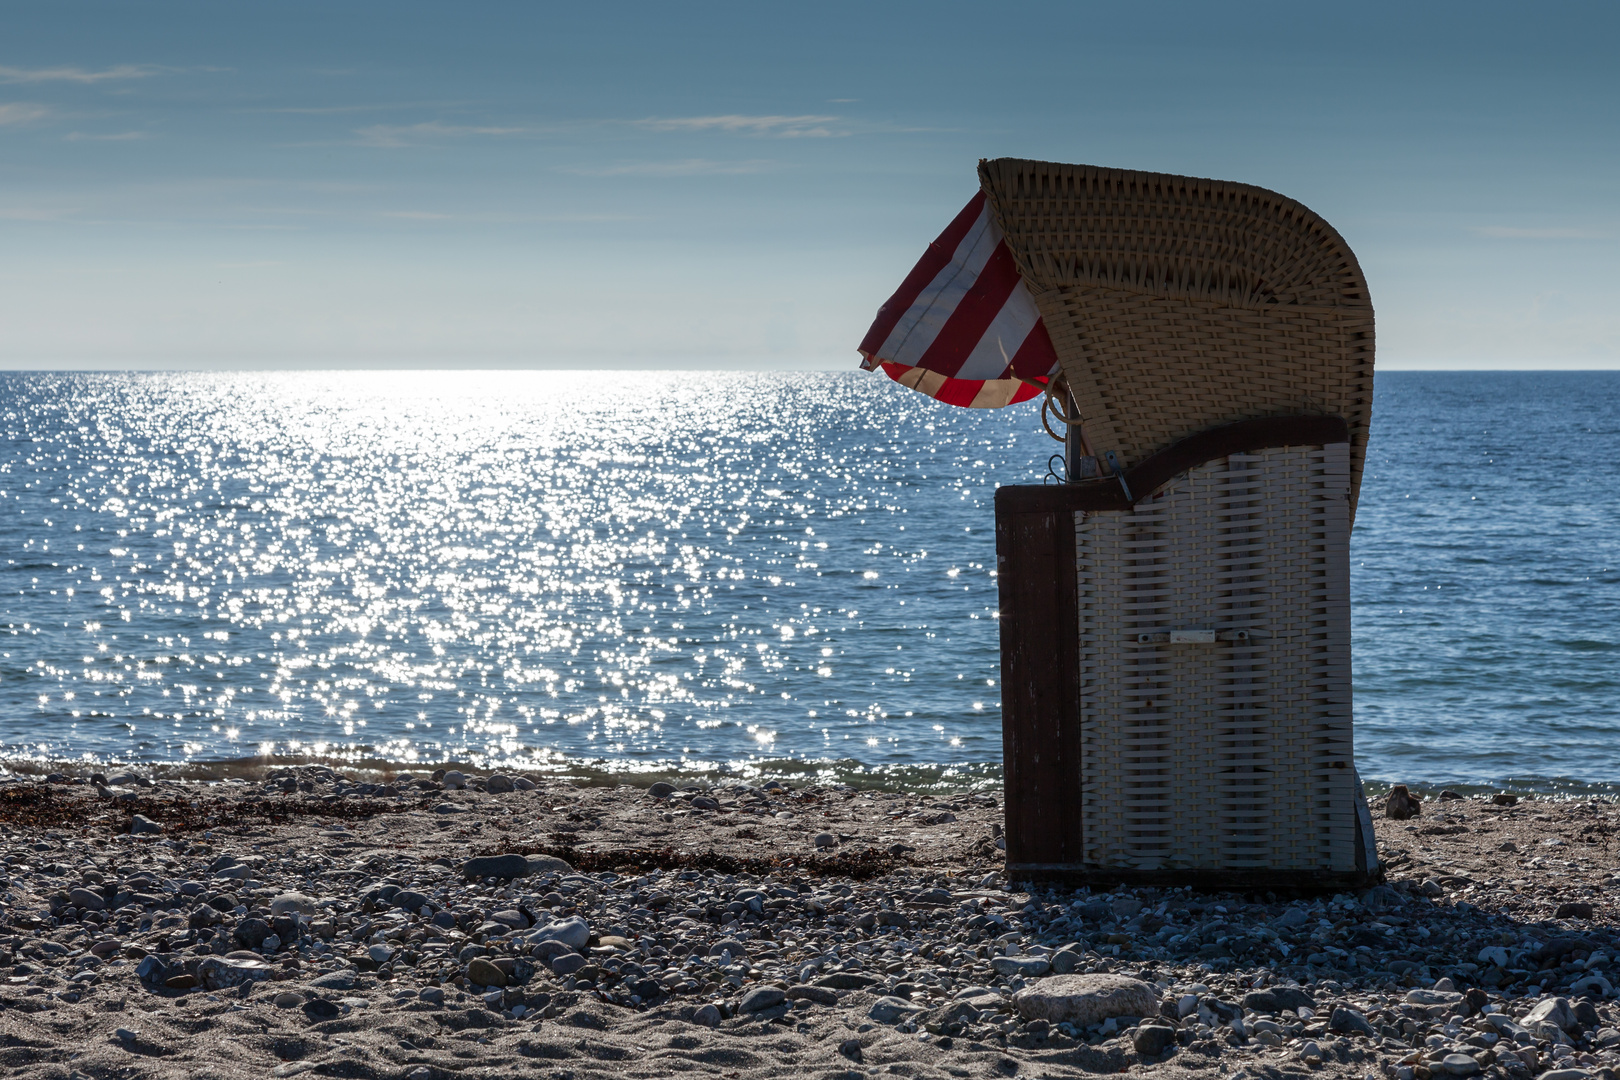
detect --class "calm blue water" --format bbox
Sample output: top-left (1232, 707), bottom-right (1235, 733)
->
top-left (0, 370), bottom-right (1615, 791)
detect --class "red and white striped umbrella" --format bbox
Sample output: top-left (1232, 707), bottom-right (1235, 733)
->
top-left (858, 191), bottom-right (1059, 408)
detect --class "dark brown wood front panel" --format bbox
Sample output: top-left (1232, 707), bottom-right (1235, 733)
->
top-left (995, 503), bottom-right (1083, 866)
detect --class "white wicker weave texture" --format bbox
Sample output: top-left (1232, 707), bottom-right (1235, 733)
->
top-left (1075, 443), bottom-right (1355, 872)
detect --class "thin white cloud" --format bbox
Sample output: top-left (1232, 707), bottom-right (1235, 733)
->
top-left (1471, 225), bottom-right (1607, 240)
top-left (0, 103), bottom-right (50, 126)
top-left (563, 158), bottom-right (779, 177)
top-left (0, 64), bottom-right (156, 84)
top-left (378, 209), bottom-right (638, 222)
top-left (635, 114), bottom-right (846, 138)
top-left (64, 130), bottom-right (148, 141)
top-left (355, 121), bottom-right (527, 148)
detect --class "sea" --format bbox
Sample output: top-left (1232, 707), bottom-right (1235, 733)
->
top-left (0, 370), bottom-right (1615, 794)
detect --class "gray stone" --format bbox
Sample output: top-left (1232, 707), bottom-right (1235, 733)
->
top-left (303, 999), bottom-right (341, 1022)
top-left (692, 1003), bottom-right (722, 1027)
top-left (869, 996), bottom-right (926, 1023)
top-left (551, 953), bottom-right (587, 976)
top-left (1406, 988), bottom-right (1463, 1006)
top-left (1012, 974), bottom-right (1160, 1026)
top-left (419, 987), bottom-right (445, 1005)
top-left (530, 939), bottom-right (573, 963)
top-left (442, 770), bottom-right (468, 789)
top-left (1330, 1006), bottom-right (1377, 1037)
top-left (198, 956), bottom-right (274, 991)
top-left (814, 832), bottom-right (836, 849)
top-left (367, 943), bottom-right (394, 964)
top-left (134, 955), bottom-right (171, 984)
top-left (1050, 948), bottom-right (1082, 975)
top-left (690, 796), bottom-right (718, 810)
top-left (1525, 997), bottom-right (1578, 1033)
top-left (270, 892), bottom-right (317, 917)
top-left (309, 969), bottom-right (358, 990)
top-left (1111, 897), bottom-right (1144, 919)
top-left (234, 917), bottom-right (272, 950)
top-left (392, 890), bottom-right (431, 913)
top-left (1242, 986), bottom-right (1316, 1013)
top-left (927, 999), bottom-right (985, 1028)
top-left (130, 815), bottom-right (163, 835)
top-left (462, 854), bottom-right (529, 880)
top-left (990, 955), bottom-right (1050, 978)
top-left (1434, 1053), bottom-right (1482, 1076)
top-left (526, 855), bottom-right (573, 874)
top-left (741, 987), bottom-right (786, 1012)
top-left (1536, 1070), bottom-right (1595, 1080)
top-left (1133, 1022), bottom-right (1177, 1055)
top-left (528, 916), bottom-right (589, 949)
top-left (1276, 907), bottom-right (1310, 929)
top-left (273, 991), bottom-right (304, 1008)
top-left (708, 938), bottom-right (750, 959)
top-left (486, 774), bottom-right (515, 794)
top-left (490, 909), bottom-right (530, 930)
top-left (838, 1038), bottom-right (864, 1062)
top-left (648, 782), bottom-right (676, 798)
top-left (69, 887), bottom-right (107, 912)
top-left (816, 972), bottom-right (880, 990)
top-left (787, 984), bottom-right (838, 1006)
top-left (467, 958), bottom-right (507, 987)
top-left (513, 777), bottom-right (536, 790)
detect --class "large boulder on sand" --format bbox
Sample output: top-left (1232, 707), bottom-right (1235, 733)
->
top-left (1012, 974), bottom-right (1161, 1026)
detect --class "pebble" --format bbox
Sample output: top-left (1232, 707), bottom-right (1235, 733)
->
top-left (868, 996), bottom-right (925, 1023)
top-left (550, 953), bottom-right (587, 976)
top-left (741, 986), bottom-right (786, 1012)
top-left (466, 957), bottom-right (507, 987)
top-left (302, 1000), bottom-right (341, 1022)
top-left (1012, 974), bottom-right (1160, 1025)
top-left (461, 854), bottom-right (528, 880)
top-left (1133, 1022), bottom-right (1177, 1055)
top-left (486, 774), bottom-right (515, 794)
top-left (9, 772), bottom-right (1620, 1080)
top-left (528, 916), bottom-right (589, 949)
top-left (270, 892), bottom-right (317, 917)
top-left (990, 955), bottom-right (1050, 978)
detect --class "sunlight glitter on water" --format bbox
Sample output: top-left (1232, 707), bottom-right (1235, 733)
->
top-left (0, 371), bottom-right (1035, 781)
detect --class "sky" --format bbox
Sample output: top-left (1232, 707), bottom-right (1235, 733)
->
top-left (0, 1), bottom-right (1616, 371)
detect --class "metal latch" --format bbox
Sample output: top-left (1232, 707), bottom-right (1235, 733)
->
top-left (1135, 629), bottom-right (1259, 644)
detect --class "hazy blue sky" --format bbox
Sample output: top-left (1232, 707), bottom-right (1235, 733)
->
top-left (1, 1), bottom-right (1616, 370)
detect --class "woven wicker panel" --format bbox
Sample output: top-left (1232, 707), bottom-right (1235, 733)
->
top-left (1075, 443), bottom-right (1356, 872)
top-left (978, 159), bottom-right (1374, 516)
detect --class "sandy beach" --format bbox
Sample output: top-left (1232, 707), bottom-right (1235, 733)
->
top-left (1, 767), bottom-right (1617, 1080)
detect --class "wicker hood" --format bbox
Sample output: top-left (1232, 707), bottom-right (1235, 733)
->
top-left (977, 158), bottom-right (1375, 513)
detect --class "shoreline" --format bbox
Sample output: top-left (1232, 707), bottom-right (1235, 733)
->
top-left (1, 767), bottom-right (1618, 1080)
top-left (2, 754), bottom-right (1617, 801)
